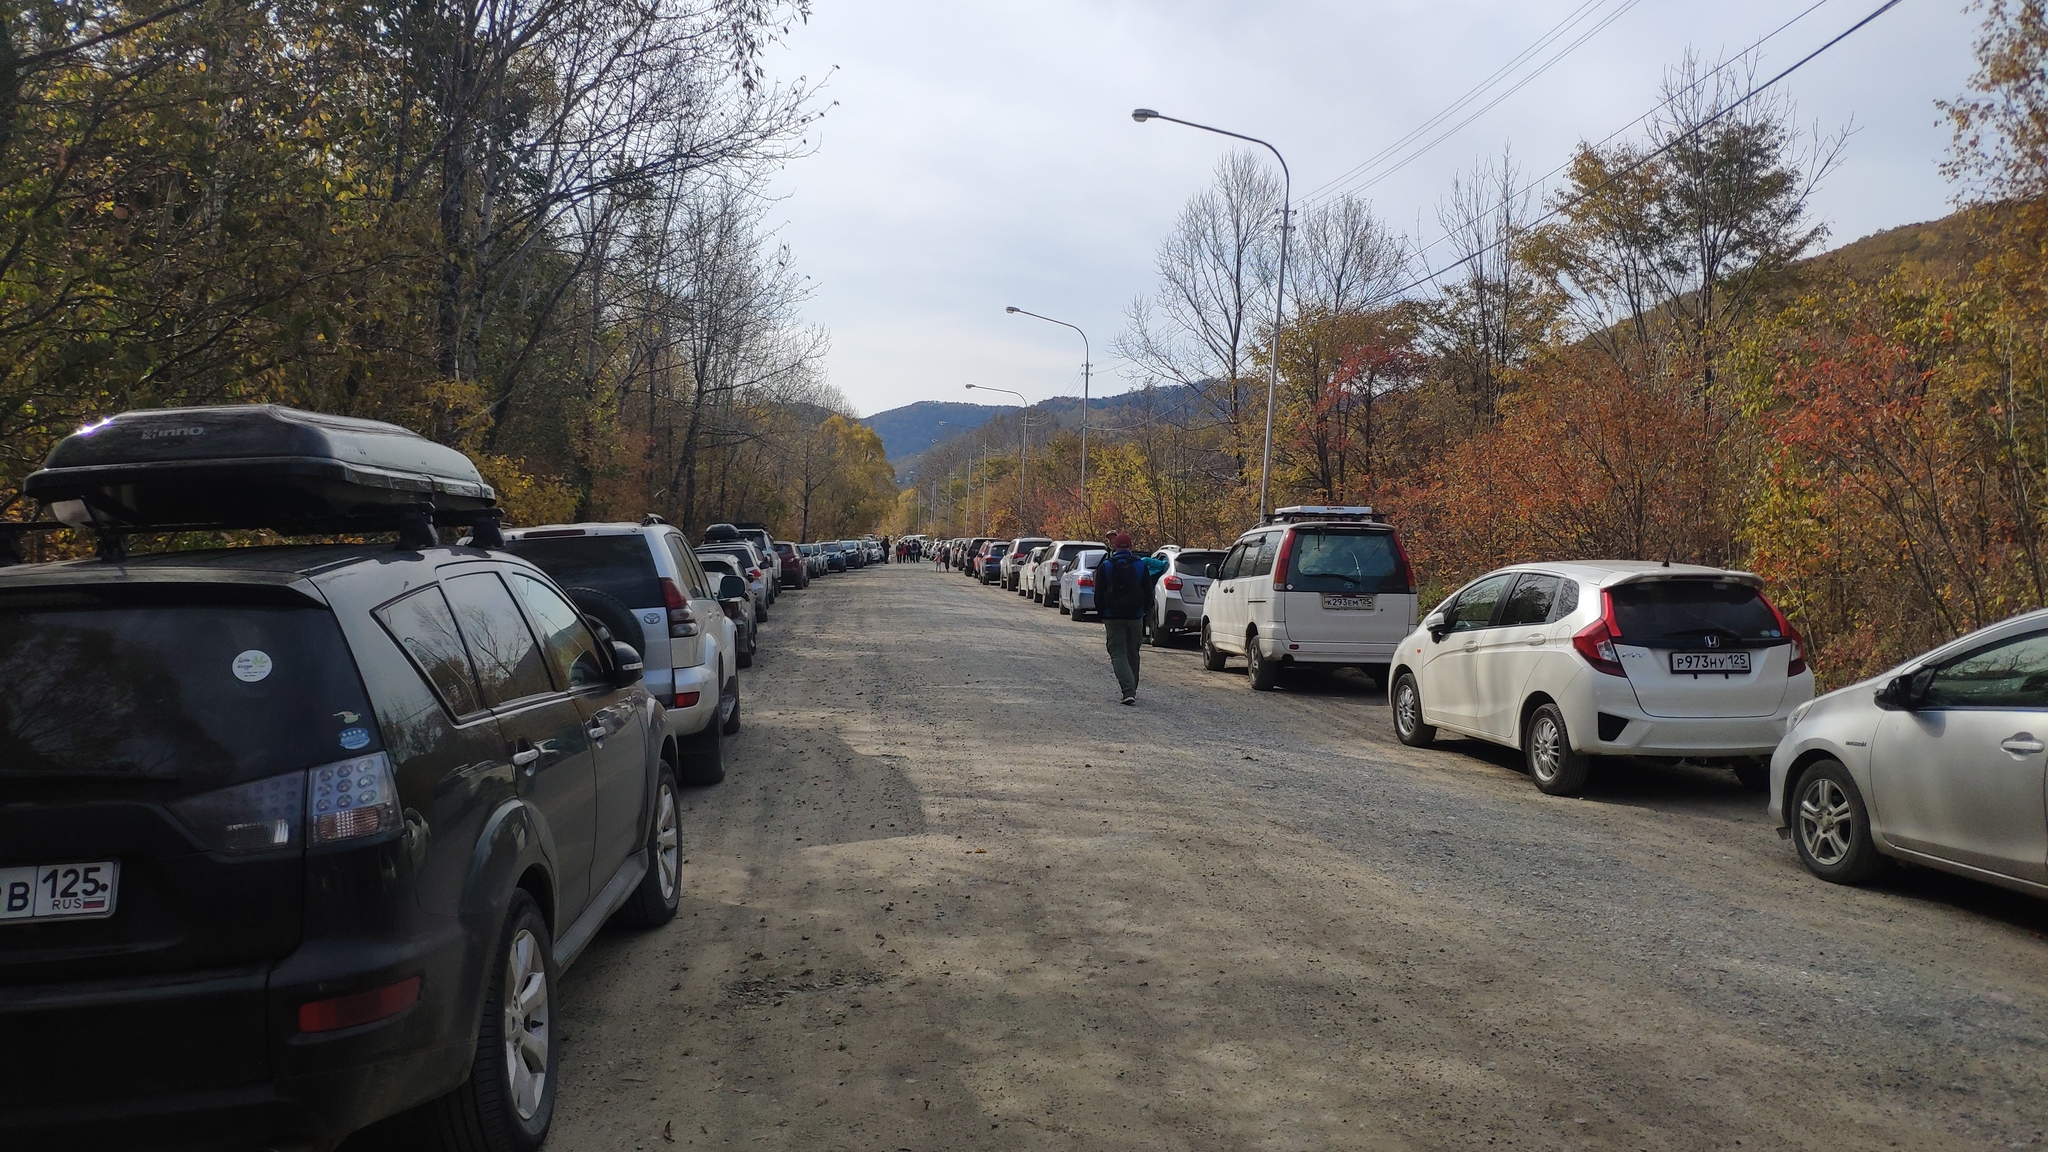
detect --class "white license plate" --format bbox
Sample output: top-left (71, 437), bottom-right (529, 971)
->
top-left (1670, 651), bottom-right (1751, 674)
top-left (0, 861), bottom-right (120, 923)
top-left (1320, 594), bottom-right (1376, 611)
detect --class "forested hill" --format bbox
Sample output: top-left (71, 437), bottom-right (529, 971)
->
top-left (860, 402), bottom-right (1005, 463)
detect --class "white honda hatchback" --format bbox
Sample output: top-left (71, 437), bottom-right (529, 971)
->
top-left (1389, 561), bottom-right (1814, 795)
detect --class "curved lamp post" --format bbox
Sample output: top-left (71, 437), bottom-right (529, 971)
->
top-left (1004, 306), bottom-right (1091, 519)
top-left (966, 383), bottom-right (1029, 530)
top-left (1132, 107), bottom-right (1291, 519)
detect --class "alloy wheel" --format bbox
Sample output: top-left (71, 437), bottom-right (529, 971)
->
top-left (653, 782), bottom-right (679, 901)
top-left (1798, 777), bottom-right (1855, 867)
top-left (1395, 682), bottom-right (1420, 737)
top-left (502, 927), bottom-right (551, 1121)
top-left (1529, 715), bottom-right (1563, 783)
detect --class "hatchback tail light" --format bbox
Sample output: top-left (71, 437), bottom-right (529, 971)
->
top-left (660, 577), bottom-right (699, 637)
top-left (1764, 596), bottom-right (1808, 676)
top-left (1163, 574), bottom-right (1183, 591)
top-left (1572, 591), bottom-right (1627, 677)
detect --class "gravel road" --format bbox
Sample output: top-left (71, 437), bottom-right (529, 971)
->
top-left (549, 563), bottom-right (2048, 1151)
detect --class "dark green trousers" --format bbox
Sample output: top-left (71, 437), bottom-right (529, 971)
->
top-left (1104, 618), bottom-right (1143, 696)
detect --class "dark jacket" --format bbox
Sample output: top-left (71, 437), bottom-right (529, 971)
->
top-left (1094, 549), bottom-right (1166, 620)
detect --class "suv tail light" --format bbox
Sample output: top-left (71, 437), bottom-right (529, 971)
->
top-left (170, 752), bottom-right (400, 855)
top-left (661, 577), bottom-right (699, 637)
top-left (1163, 574), bottom-right (1183, 591)
top-left (1390, 533), bottom-right (1417, 595)
top-left (1764, 596), bottom-right (1808, 676)
top-left (1271, 530), bottom-right (1295, 585)
top-left (309, 753), bottom-right (401, 845)
top-left (170, 772), bottom-right (305, 855)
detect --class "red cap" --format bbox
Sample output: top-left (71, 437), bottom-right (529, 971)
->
top-left (1110, 532), bottom-right (1133, 549)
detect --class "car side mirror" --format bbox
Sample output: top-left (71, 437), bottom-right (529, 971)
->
top-left (1424, 612), bottom-right (1447, 642)
top-left (718, 574), bottom-right (747, 601)
top-left (1878, 671), bottom-right (1927, 710)
top-left (610, 641), bottom-right (644, 687)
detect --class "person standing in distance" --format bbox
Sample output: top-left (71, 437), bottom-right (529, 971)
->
top-left (1095, 532), bottom-right (1167, 705)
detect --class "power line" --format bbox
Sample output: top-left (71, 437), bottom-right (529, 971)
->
top-left (1302, 0), bottom-right (1648, 208)
top-left (1387, 0), bottom-right (1835, 274)
top-left (1389, 0), bottom-right (1903, 301)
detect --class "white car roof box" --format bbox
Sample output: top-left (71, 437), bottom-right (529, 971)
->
top-left (1264, 505), bottom-right (1386, 524)
top-left (22, 405), bottom-right (500, 548)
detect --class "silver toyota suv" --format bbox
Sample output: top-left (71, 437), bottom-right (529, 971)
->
top-left (504, 519), bottom-right (742, 781)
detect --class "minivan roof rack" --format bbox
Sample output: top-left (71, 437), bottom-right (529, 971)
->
top-left (1264, 505), bottom-right (1385, 524)
top-left (23, 404), bottom-right (503, 557)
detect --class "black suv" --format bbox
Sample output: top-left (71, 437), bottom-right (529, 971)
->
top-left (0, 406), bottom-right (681, 1151)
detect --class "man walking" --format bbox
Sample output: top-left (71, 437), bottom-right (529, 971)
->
top-left (1094, 532), bottom-right (1166, 705)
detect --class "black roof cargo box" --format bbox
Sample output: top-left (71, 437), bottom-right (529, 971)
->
top-left (23, 405), bottom-right (497, 533)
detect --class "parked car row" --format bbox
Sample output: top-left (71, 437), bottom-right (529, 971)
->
top-left (939, 506), bottom-right (2048, 905)
top-left (0, 404), bottom-right (876, 1151)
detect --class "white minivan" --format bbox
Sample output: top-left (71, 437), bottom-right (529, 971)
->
top-left (1390, 561), bottom-right (1814, 796)
top-left (1199, 507), bottom-right (1419, 690)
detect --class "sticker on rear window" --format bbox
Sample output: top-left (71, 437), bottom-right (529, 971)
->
top-left (338, 726), bottom-right (371, 750)
top-left (232, 650), bottom-right (274, 682)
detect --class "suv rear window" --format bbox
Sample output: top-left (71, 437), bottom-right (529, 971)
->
top-left (1175, 550), bottom-right (1225, 576)
top-left (1608, 580), bottom-right (1781, 645)
top-left (0, 602), bottom-right (377, 786)
top-left (1287, 530), bottom-right (1404, 594)
top-left (504, 535), bottom-right (661, 609)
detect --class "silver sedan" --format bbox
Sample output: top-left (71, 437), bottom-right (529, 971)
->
top-left (1770, 607), bottom-right (2048, 895)
top-left (1058, 549), bottom-right (1106, 620)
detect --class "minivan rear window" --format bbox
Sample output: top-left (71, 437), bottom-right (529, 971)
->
top-left (0, 603), bottom-right (377, 785)
top-left (504, 535), bottom-right (661, 609)
top-left (1608, 580), bottom-right (1781, 645)
top-left (1287, 530), bottom-right (1403, 594)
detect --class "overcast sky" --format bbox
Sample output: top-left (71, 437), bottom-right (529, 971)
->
top-left (760, 0), bottom-right (1980, 418)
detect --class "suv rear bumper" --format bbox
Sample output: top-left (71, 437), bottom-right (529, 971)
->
top-left (1268, 636), bottom-right (1398, 664)
top-left (663, 660), bottom-right (720, 737)
top-left (1, 925), bottom-right (476, 1151)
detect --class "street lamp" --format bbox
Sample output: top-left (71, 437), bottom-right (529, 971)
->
top-left (1132, 107), bottom-right (1292, 519)
top-left (966, 383), bottom-right (1030, 531)
top-left (1006, 306), bottom-right (1092, 523)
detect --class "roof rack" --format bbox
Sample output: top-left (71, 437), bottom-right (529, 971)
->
top-left (1263, 505), bottom-right (1386, 525)
top-left (17, 404), bottom-right (503, 562)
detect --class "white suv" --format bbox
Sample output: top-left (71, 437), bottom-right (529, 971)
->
top-left (504, 520), bottom-right (743, 782)
top-left (1390, 561), bottom-right (1814, 796)
top-left (1199, 508), bottom-right (1418, 690)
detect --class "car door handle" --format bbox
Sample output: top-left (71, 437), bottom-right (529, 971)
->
top-left (2001, 734), bottom-right (2045, 756)
top-left (1526, 633), bottom-right (1547, 646)
top-left (1463, 641), bottom-right (1478, 651)
top-left (587, 724), bottom-right (608, 740)
top-left (511, 748), bottom-right (541, 770)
